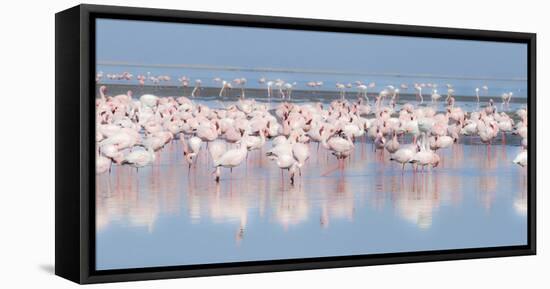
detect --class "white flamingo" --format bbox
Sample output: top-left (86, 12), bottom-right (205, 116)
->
top-left (122, 145), bottom-right (156, 171)
top-left (513, 150), bottom-right (527, 167)
top-left (336, 83), bottom-right (346, 100)
top-left (211, 142), bottom-right (248, 182)
top-left (219, 80), bottom-right (232, 97)
top-left (191, 79), bottom-right (202, 97)
top-left (415, 84), bottom-right (423, 104)
top-left (390, 146), bottom-right (417, 171)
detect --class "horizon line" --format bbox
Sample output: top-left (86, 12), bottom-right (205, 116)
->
top-left (97, 61), bottom-right (528, 82)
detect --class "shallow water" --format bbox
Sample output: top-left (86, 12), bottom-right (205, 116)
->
top-left (97, 65), bottom-right (528, 98)
top-left (96, 136), bottom-right (527, 270)
top-left (98, 84), bottom-right (528, 111)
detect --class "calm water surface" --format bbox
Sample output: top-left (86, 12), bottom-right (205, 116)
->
top-left (96, 134), bottom-right (527, 270)
top-left (97, 65), bottom-right (528, 98)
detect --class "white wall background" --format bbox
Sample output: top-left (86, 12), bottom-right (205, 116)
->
top-left (0, 0), bottom-right (545, 287)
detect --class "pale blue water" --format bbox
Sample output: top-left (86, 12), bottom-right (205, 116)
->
top-left (96, 138), bottom-right (527, 270)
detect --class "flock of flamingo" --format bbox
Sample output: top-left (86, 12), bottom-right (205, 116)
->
top-left (96, 74), bottom-right (528, 185)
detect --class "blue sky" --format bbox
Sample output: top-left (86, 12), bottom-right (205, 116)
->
top-left (96, 18), bottom-right (527, 79)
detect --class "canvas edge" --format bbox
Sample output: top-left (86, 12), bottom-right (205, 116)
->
top-left (52, 3), bottom-right (537, 284)
top-left (55, 4), bottom-right (84, 284)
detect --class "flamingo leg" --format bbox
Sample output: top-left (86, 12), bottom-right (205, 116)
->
top-left (321, 161), bottom-right (340, 176)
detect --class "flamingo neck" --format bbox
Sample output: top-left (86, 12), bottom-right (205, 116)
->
top-left (320, 136), bottom-right (330, 149)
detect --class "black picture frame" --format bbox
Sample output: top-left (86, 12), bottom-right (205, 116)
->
top-left (55, 4), bottom-right (536, 284)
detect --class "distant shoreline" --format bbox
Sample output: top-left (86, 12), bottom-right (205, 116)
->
top-left (96, 83), bottom-right (528, 104)
top-left (97, 62), bottom-right (527, 82)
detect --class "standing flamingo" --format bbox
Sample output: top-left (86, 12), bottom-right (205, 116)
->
top-left (191, 79), bottom-right (202, 97)
top-left (266, 81), bottom-right (274, 99)
top-left (336, 83), bottom-right (346, 100)
top-left (233, 78), bottom-right (247, 98)
top-left (121, 145), bottom-right (156, 171)
top-left (431, 89), bottom-right (441, 104)
top-left (513, 150), bottom-right (527, 167)
top-left (390, 145), bottom-right (417, 172)
top-left (414, 84), bottom-right (423, 104)
top-left (219, 80), bottom-right (232, 97)
top-left (211, 141), bottom-right (248, 182)
top-left (357, 83), bottom-right (368, 101)
top-left (283, 82), bottom-right (296, 100)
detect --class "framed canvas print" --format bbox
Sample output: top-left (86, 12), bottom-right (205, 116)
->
top-left (55, 4), bottom-right (536, 284)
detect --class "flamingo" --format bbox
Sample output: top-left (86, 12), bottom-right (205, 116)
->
top-left (121, 145), bottom-right (156, 171)
top-left (385, 130), bottom-right (400, 154)
top-left (94, 79), bottom-right (527, 188)
top-left (461, 120), bottom-right (478, 136)
top-left (502, 92), bottom-right (513, 108)
top-left (446, 88), bottom-right (455, 103)
top-left (275, 80), bottom-right (285, 98)
top-left (233, 78), bottom-right (247, 98)
top-left (197, 122), bottom-right (219, 143)
top-left (211, 142), bottom-right (248, 182)
top-left (283, 82), bottom-right (295, 100)
top-left (191, 79), bottom-right (202, 97)
top-left (431, 89), bottom-right (441, 104)
top-left (181, 138), bottom-right (195, 169)
top-left (291, 139), bottom-right (310, 176)
top-left (209, 141), bottom-right (226, 165)
top-left (429, 135), bottom-right (454, 151)
top-left (242, 129), bottom-right (267, 154)
top-left (513, 150), bottom-right (527, 167)
top-left (96, 71), bottom-right (104, 83)
top-left (408, 132), bottom-right (440, 171)
top-left (219, 80), bottom-right (232, 97)
top-left (390, 146), bottom-right (417, 172)
top-left (224, 126), bottom-right (244, 146)
top-left (266, 81), bottom-right (274, 99)
top-left (356, 83), bottom-right (368, 101)
top-left (258, 77), bottom-right (266, 84)
top-left (321, 129), bottom-right (354, 172)
top-left (410, 146), bottom-right (439, 172)
top-left (182, 136), bottom-right (202, 168)
top-left (414, 84), bottom-right (423, 104)
top-left (336, 83), bottom-right (346, 100)
top-left (188, 136), bottom-right (203, 155)
top-left (96, 155), bottom-right (112, 174)
top-left (374, 130), bottom-right (386, 151)
top-left (140, 94), bottom-right (159, 109)
top-left (266, 150), bottom-right (298, 184)
top-left (96, 146), bottom-right (113, 174)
